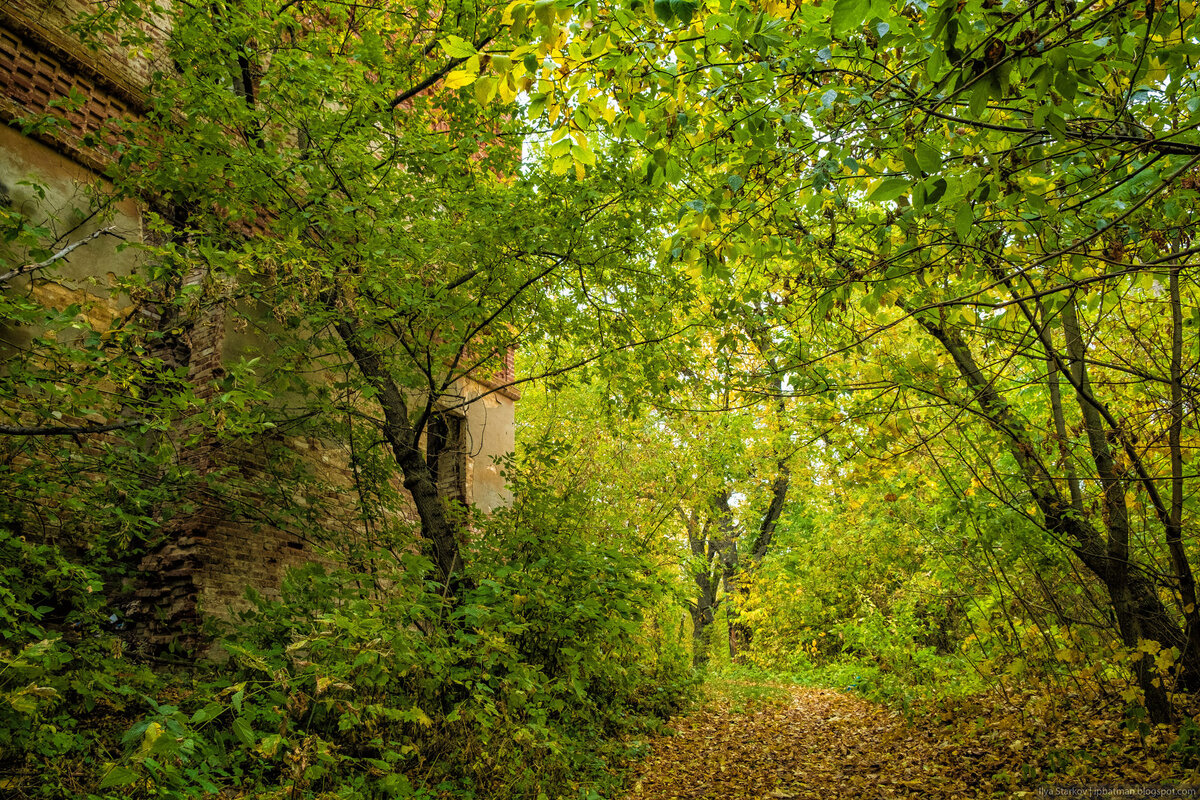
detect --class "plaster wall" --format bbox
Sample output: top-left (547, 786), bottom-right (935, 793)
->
top-left (0, 123), bottom-right (141, 342)
top-left (459, 377), bottom-right (515, 513)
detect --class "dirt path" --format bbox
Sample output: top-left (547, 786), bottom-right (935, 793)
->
top-left (624, 686), bottom-right (979, 800)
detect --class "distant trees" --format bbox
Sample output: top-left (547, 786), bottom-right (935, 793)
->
top-left (474, 0), bottom-right (1200, 719)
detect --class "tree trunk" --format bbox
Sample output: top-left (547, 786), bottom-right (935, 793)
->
top-left (334, 317), bottom-right (468, 594)
top-left (1166, 258), bottom-right (1200, 688)
top-left (685, 508), bottom-right (721, 668)
top-left (707, 491), bottom-right (739, 663)
top-left (690, 574), bottom-right (720, 669)
top-left (918, 313), bottom-right (1183, 722)
top-left (685, 496), bottom-right (737, 669)
top-left (1060, 299), bottom-right (1175, 719)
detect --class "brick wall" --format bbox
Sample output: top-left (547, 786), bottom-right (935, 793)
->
top-left (131, 265), bottom-right (228, 647)
top-left (0, 5), bottom-right (147, 173)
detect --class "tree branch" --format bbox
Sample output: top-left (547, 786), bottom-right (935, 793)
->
top-left (0, 419), bottom-right (146, 436)
top-left (0, 227), bottom-right (118, 284)
top-left (387, 34), bottom-right (496, 110)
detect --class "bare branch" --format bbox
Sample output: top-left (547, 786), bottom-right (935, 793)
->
top-left (0, 226), bottom-right (119, 284)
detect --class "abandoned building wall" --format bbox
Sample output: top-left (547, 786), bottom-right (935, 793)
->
top-left (462, 370), bottom-right (518, 514)
top-left (0, 123), bottom-right (142, 336)
top-left (0, 5), bottom-right (518, 638)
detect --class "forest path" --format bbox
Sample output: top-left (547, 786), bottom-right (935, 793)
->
top-left (623, 685), bottom-right (978, 800)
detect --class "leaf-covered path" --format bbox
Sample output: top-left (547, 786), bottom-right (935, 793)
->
top-left (625, 686), bottom-right (979, 800)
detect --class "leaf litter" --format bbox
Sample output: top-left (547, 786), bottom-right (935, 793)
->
top-left (624, 683), bottom-right (1200, 799)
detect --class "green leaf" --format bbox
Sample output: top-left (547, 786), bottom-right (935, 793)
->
top-left (439, 35), bottom-right (476, 58)
top-left (653, 0), bottom-right (673, 23)
top-left (955, 204), bottom-right (973, 241)
top-left (534, 0), bottom-right (556, 27)
top-left (191, 702), bottom-right (225, 724)
top-left (969, 82), bottom-right (989, 117)
top-left (232, 717), bottom-right (255, 747)
top-left (98, 766), bottom-right (141, 789)
top-left (925, 177), bottom-right (947, 205)
top-left (915, 142), bottom-right (941, 175)
top-left (831, 0), bottom-right (869, 34)
top-left (1055, 70), bottom-right (1078, 103)
top-left (926, 47), bottom-right (945, 79)
top-left (1044, 109), bottom-right (1067, 139)
top-left (901, 149), bottom-right (924, 178)
top-left (867, 177), bottom-right (910, 203)
top-left (670, 0), bottom-right (696, 25)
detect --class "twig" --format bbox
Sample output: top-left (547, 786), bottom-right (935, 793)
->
top-left (0, 226), bottom-right (118, 284)
top-left (0, 419), bottom-right (147, 436)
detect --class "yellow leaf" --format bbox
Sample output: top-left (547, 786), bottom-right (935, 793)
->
top-left (473, 76), bottom-right (498, 105)
top-left (551, 154), bottom-right (572, 175)
top-left (138, 722), bottom-right (164, 756)
top-left (501, 0), bottom-right (526, 25)
top-left (498, 73), bottom-right (517, 103)
top-left (443, 70), bottom-right (477, 90)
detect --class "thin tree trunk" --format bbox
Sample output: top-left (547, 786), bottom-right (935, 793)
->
top-left (684, 507), bottom-right (721, 668)
top-left (918, 312), bottom-right (1182, 722)
top-left (710, 491), bottom-right (737, 664)
top-left (1166, 258), bottom-right (1200, 682)
top-left (1039, 300), bottom-right (1084, 513)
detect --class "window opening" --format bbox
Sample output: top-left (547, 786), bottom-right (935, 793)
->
top-left (425, 413), bottom-right (466, 504)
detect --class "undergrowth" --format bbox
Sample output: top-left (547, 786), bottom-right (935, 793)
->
top-left (0, 477), bottom-right (697, 800)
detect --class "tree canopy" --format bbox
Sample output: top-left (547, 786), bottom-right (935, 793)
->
top-left (5, 0), bottom-right (1200, 795)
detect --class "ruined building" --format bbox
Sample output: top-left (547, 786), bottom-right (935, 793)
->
top-left (0, 0), bottom-right (518, 640)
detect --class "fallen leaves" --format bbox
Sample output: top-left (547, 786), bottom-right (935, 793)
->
top-left (623, 683), bottom-right (1200, 800)
top-left (625, 686), bottom-right (966, 799)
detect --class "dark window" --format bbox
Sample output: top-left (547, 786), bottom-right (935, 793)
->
top-left (425, 413), bottom-right (466, 504)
